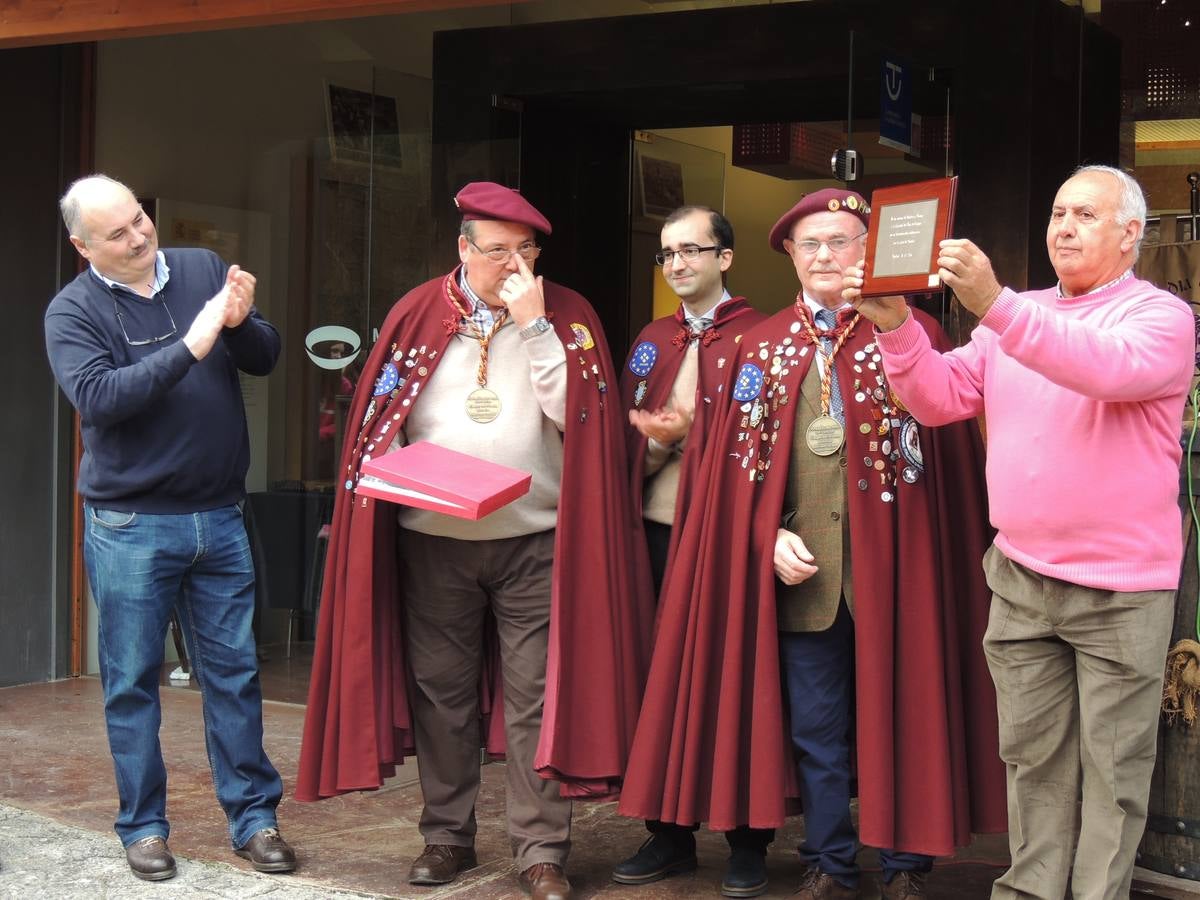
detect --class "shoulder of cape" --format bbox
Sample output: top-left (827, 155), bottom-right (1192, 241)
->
top-left (542, 280), bottom-right (598, 319)
top-left (734, 307), bottom-right (771, 327)
top-left (636, 313), bottom-right (684, 341)
top-left (374, 274), bottom-right (452, 333)
top-left (736, 305), bottom-right (800, 356)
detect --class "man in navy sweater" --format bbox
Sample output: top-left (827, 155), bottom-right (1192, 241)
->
top-left (44, 174), bottom-right (295, 881)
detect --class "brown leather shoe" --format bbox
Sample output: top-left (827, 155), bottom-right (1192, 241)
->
top-left (519, 862), bottom-right (572, 900)
top-left (880, 871), bottom-right (926, 898)
top-left (125, 835), bottom-right (176, 881)
top-left (235, 827), bottom-right (296, 873)
top-left (795, 867), bottom-right (859, 899)
top-left (408, 844), bottom-right (478, 885)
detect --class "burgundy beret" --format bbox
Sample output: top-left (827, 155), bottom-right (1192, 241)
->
top-left (768, 188), bottom-right (871, 254)
top-left (453, 181), bottom-right (552, 235)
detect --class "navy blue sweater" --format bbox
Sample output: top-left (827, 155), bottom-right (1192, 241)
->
top-left (44, 248), bottom-right (280, 513)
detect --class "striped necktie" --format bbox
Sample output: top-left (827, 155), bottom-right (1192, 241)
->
top-left (815, 307), bottom-right (844, 426)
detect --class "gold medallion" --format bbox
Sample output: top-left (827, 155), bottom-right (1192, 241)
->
top-left (466, 387), bottom-right (502, 423)
top-left (806, 415), bottom-right (845, 456)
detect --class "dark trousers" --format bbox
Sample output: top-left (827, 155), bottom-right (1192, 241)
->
top-left (643, 519), bottom-right (774, 854)
top-left (644, 519), bottom-right (674, 596)
top-left (779, 602), bottom-right (931, 888)
top-left (398, 528), bottom-right (571, 872)
top-left (647, 820), bottom-right (774, 854)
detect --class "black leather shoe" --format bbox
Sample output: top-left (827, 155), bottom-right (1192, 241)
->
top-left (235, 827), bottom-right (296, 873)
top-left (408, 844), bottom-right (478, 884)
top-left (612, 832), bottom-right (698, 885)
top-left (721, 847), bottom-right (768, 897)
top-left (125, 835), bottom-right (177, 881)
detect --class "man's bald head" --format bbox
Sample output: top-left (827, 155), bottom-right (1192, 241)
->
top-left (60, 175), bottom-right (137, 240)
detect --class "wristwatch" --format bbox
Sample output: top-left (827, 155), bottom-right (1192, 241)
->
top-left (519, 316), bottom-right (553, 340)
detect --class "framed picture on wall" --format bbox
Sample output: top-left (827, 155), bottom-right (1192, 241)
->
top-left (324, 82), bottom-right (403, 167)
top-left (638, 155), bottom-right (685, 219)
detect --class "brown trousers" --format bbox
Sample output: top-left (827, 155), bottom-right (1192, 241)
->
top-left (983, 546), bottom-right (1174, 900)
top-left (398, 528), bottom-right (571, 872)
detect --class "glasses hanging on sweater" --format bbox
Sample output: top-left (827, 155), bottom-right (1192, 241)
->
top-left (113, 294), bottom-right (178, 346)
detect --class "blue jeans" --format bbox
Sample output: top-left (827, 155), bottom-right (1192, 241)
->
top-left (779, 603), bottom-right (932, 888)
top-left (84, 503), bottom-right (282, 849)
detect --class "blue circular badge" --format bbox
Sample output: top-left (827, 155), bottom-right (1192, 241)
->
top-left (628, 341), bottom-right (659, 377)
top-left (732, 363), bottom-right (764, 402)
top-left (373, 362), bottom-right (399, 396)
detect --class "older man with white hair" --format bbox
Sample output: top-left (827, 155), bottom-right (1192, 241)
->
top-left (44, 174), bottom-right (294, 882)
top-left (846, 165), bottom-right (1194, 899)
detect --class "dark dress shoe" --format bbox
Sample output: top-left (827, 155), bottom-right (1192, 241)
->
top-left (408, 844), bottom-right (478, 884)
top-left (125, 835), bottom-right (177, 881)
top-left (881, 871), bottom-right (926, 898)
top-left (611, 832), bottom-right (698, 884)
top-left (721, 846), bottom-right (768, 897)
top-left (519, 862), bottom-right (572, 900)
top-left (235, 826), bottom-right (296, 873)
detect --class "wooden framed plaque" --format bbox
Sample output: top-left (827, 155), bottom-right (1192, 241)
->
top-left (860, 176), bottom-right (958, 297)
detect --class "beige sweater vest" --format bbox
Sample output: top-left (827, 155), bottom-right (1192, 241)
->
top-left (641, 343), bottom-right (700, 526)
top-left (398, 322), bottom-right (568, 540)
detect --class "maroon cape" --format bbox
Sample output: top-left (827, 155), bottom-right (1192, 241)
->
top-left (619, 298), bottom-right (767, 542)
top-left (296, 267), bottom-right (655, 803)
top-left (617, 303), bottom-right (1006, 854)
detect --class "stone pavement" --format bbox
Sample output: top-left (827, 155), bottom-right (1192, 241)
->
top-left (0, 802), bottom-right (376, 900)
top-left (2, 673), bottom-right (1196, 900)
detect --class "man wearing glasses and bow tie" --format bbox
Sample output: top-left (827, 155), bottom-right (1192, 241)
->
top-left (618, 189), bottom-right (1005, 899)
top-left (43, 174), bottom-right (293, 882)
top-left (298, 182), bottom-right (652, 900)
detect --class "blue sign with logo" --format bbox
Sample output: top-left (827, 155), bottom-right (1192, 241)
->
top-left (880, 58), bottom-right (913, 154)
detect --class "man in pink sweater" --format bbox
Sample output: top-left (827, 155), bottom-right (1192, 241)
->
top-left (844, 165), bottom-right (1194, 899)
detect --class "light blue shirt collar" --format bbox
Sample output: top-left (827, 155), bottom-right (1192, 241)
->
top-left (802, 292), bottom-right (850, 326)
top-left (91, 250), bottom-right (170, 294)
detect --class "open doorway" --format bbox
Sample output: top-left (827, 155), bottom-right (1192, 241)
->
top-left (627, 115), bottom-right (956, 346)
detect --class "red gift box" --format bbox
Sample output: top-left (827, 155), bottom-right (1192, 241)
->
top-left (356, 441), bottom-right (532, 520)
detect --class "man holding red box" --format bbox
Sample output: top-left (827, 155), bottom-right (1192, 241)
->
top-left (298, 182), bottom-right (654, 900)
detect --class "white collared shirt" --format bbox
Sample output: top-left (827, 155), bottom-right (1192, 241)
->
top-left (1055, 268), bottom-right (1133, 300)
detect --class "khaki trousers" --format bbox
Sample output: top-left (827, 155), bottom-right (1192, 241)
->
top-left (398, 528), bottom-right (571, 872)
top-left (983, 546), bottom-right (1174, 900)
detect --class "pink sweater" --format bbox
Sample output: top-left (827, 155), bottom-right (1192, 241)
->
top-left (877, 276), bottom-right (1194, 592)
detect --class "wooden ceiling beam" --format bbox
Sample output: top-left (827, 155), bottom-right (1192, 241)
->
top-left (0, 0), bottom-right (523, 49)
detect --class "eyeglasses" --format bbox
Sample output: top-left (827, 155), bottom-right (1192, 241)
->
top-left (114, 295), bottom-right (178, 346)
top-left (790, 232), bottom-right (868, 256)
top-left (655, 245), bottom-right (720, 266)
top-left (469, 239), bottom-right (542, 264)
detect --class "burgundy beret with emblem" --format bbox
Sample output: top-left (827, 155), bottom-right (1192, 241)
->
top-left (768, 188), bottom-right (870, 254)
top-left (453, 181), bottom-right (553, 235)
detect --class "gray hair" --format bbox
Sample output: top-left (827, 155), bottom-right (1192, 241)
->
top-left (459, 220), bottom-right (475, 241)
top-left (1073, 164), bottom-right (1147, 256)
top-left (59, 174), bottom-right (135, 240)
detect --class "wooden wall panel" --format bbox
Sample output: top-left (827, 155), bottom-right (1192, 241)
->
top-left (0, 0), bottom-right (524, 48)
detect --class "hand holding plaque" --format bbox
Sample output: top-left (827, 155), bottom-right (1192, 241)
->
top-left (935, 238), bottom-right (1003, 318)
top-left (859, 176), bottom-right (958, 298)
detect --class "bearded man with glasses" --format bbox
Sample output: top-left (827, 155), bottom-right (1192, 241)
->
top-left (43, 174), bottom-right (293, 882)
top-left (298, 181), bottom-right (653, 900)
top-left (618, 188), bottom-right (1006, 899)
